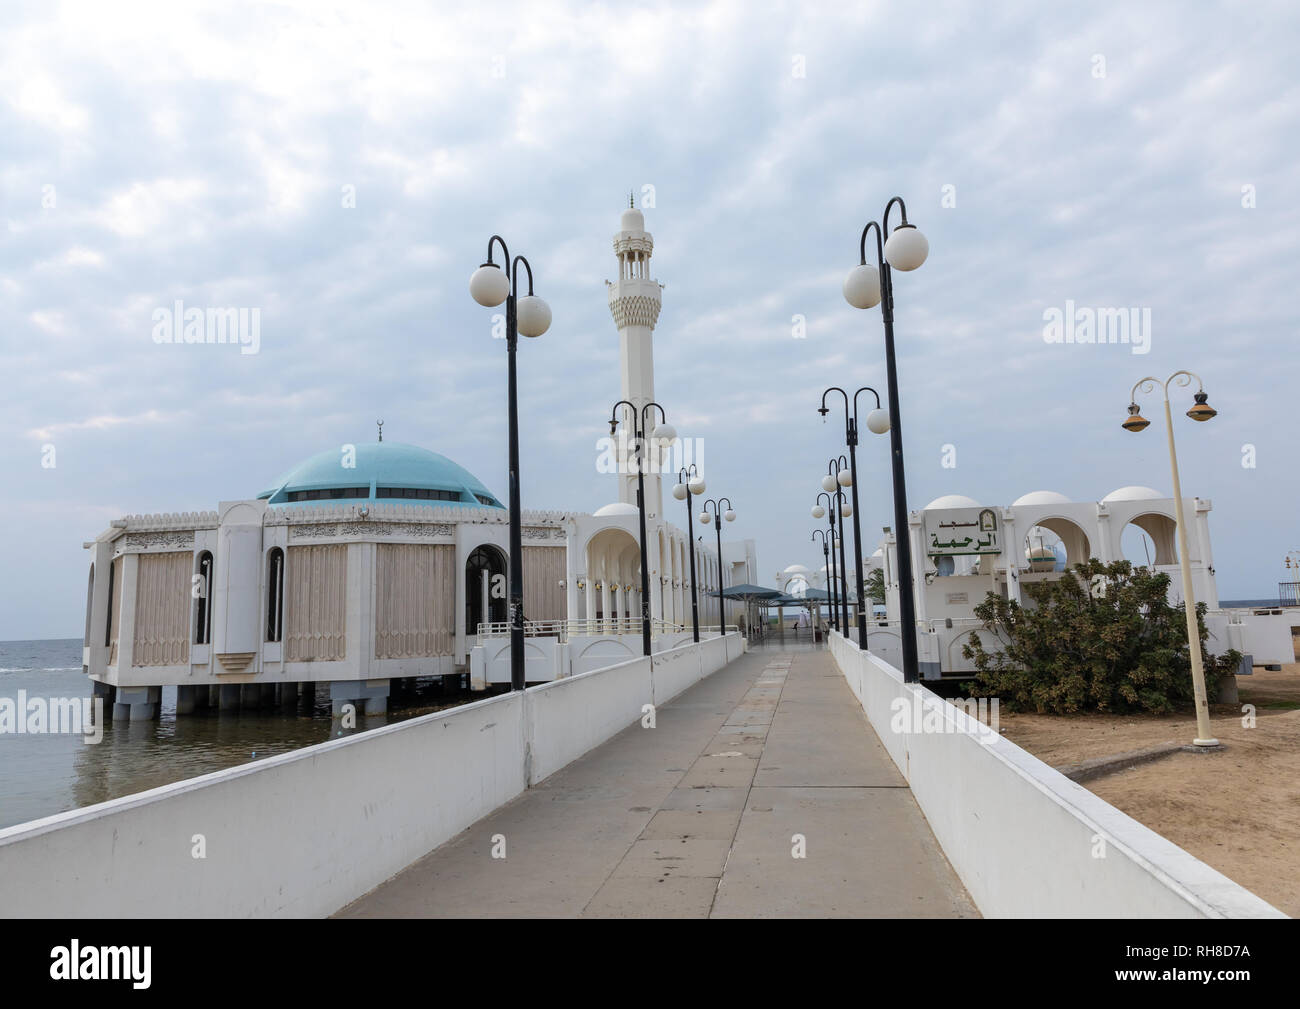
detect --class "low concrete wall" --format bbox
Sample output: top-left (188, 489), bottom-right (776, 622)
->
top-left (0, 633), bottom-right (743, 918)
top-left (827, 631), bottom-right (1286, 919)
top-left (526, 655), bottom-right (653, 784)
top-left (527, 632), bottom-right (742, 783)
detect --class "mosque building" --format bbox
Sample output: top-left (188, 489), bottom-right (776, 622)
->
top-left (81, 205), bottom-right (758, 719)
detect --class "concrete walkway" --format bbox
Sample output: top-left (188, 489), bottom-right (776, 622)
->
top-left (337, 647), bottom-right (977, 918)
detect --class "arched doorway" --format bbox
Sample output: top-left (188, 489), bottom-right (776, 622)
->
top-left (466, 546), bottom-right (507, 636)
top-left (1121, 513), bottom-right (1178, 568)
top-left (1023, 517), bottom-right (1092, 572)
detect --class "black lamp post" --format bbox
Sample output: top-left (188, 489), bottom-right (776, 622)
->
top-left (608, 399), bottom-right (675, 657)
top-left (819, 386), bottom-right (890, 649)
top-left (700, 497), bottom-right (735, 632)
top-left (825, 458), bottom-right (853, 633)
top-left (842, 197), bottom-right (929, 682)
top-left (470, 237), bottom-right (552, 691)
top-left (672, 465), bottom-right (706, 643)
top-left (813, 491), bottom-right (840, 631)
top-left (811, 528), bottom-right (833, 635)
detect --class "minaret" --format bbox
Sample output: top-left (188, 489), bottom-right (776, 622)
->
top-left (607, 197), bottom-right (665, 514)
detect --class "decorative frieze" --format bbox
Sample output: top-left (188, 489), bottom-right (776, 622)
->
top-left (121, 530), bottom-right (195, 551)
top-left (290, 522), bottom-right (455, 541)
top-left (608, 294), bottom-right (662, 330)
top-left (522, 526), bottom-right (568, 542)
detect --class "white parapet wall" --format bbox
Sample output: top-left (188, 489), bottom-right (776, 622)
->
top-left (827, 631), bottom-right (1286, 919)
top-left (0, 633), bottom-right (744, 919)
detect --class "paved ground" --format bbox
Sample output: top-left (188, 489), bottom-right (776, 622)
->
top-left (337, 645), bottom-right (977, 918)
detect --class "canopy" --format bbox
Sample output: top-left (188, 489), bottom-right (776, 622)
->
top-left (719, 583), bottom-right (782, 600)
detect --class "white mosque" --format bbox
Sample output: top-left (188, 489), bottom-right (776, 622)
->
top-left (778, 487), bottom-right (1294, 681)
top-left (81, 205), bottom-right (758, 719)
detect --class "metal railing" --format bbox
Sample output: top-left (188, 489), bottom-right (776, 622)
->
top-left (474, 619), bottom-right (739, 641)
top-left (1279, 581), bottom-right (1300, 607)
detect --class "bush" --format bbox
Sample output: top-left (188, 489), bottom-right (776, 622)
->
top-left (961, 559), bottom-right (1239, 715)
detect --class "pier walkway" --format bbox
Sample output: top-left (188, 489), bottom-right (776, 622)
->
top-left (338, 645), bottom-right (976, 918)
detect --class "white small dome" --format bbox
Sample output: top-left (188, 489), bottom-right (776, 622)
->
top-left (593, 501), bottom-right (640, 517)
top-left (1012, 490), bottom-right (1073, 507)
top-left (782, 563), bottom-right (811, 574)
top-left (620, 208), bottom-right (644, 232)
top-left (872, 548), bottom-right (883, 558)
top-left (1102, 485), bottom-right (1165, 503)
top-left (923, 494), bottom-right (981, 510)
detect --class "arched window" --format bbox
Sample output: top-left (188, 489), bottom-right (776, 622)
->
top-left (266, 547), bottom-right (285, 642)
top-left (84, 563), bottom-right (95, 646)
top-left (466, 546), bottom-right (507, 635)
top-left (195, 551), bottom-right (214, 645)
top-left (103, 560), bottom-right (116, 647)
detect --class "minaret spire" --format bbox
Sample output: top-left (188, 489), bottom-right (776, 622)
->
top-left (608, 201), bottom-right (663, 513)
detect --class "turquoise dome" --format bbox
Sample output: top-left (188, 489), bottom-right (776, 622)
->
top-left (259, 442), bottom-right (504, 510)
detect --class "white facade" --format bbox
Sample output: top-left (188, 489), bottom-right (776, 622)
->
top-left (81, 205), bottom-right (760, 714)
top-left (783, 486), bottom-right (1291, 678)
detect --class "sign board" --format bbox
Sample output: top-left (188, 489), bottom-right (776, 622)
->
top-left (924, 507), bottom-right (1000, 556)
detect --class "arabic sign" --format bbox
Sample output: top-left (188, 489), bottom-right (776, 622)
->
top-left (924, 507), bottom-right (1000, 556)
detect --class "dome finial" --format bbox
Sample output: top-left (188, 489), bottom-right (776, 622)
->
top-left (629, 189), bottom-right (634, 209)
top-left (376, 419), bottom-right (383, 443)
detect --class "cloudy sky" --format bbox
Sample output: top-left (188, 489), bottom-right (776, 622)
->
top-left (3, 0), bottom-right (1297, 639)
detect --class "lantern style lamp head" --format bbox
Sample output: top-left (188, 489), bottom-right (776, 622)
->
top-left (1187, 391), bottom-right (1217, 422)
top-left (724, 509), bottom-right (736, 522)
top-left (841, 503), bottom-right (853, 518)
top-left (516, 295), bottom-right (551, 337)
top-left (688, 476), bottom-right (707, 495)
top-left (837, 469), bottom-right (852, 488)
top-left (699, 510), bottom-right (712, 526)
top-left (811, 505), bottom-right (825, 519)
top-left (653, 422), bottom-right (677, 446)
top-left (865, 408), bottom-right (890, 435)
top-left (672, 482), bottom-right (688, 501)
top-left (1122, 402), bottom-right (1151, 433)
top-left (469, 263), bottom-right (510, 307)
top-left (842, 263), bottom-right (882, 309)
top-left (821, 474), bottom-right (837, 493)
top-left (883, 224), bottom-right (929, 271)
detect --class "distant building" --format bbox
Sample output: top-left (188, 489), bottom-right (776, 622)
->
top-left (780, 487), bottom-right (1292, 678)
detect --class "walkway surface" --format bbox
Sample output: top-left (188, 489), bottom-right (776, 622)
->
top-left (337, 646), bottom-right (978, 918)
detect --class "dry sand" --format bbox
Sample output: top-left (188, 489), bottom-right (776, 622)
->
top-left (997, 655), bottom-right (1300, 917)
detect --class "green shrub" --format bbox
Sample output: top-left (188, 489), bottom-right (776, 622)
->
top-left (961, 559), bottom-right (1239, 715)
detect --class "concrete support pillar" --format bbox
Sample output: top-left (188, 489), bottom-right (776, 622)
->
top-left (218, 683), bottom-right (240, 712)
top-left (176, 685), bottom-right (197, 716)
top-left (259, 683), bottom-right (275, 708)
top-left (117, 686), bottom-right (160, 721)
top-left (329, 679), bottom-right (390, 719)
top-left (280, 681), bottom-right (298, 707)
top-left (239, 683), bottom-right (260, 709)
top-left (92, 680), bottom-right (116, 719)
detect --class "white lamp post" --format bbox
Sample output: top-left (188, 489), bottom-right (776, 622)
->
top-left (1123, 370), bottom-right (1219, 747)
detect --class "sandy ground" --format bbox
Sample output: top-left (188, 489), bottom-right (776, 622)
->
top-left (997, 653), bottom-right (1300, 917)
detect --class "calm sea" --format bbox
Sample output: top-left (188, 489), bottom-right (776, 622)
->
top-left (0, 638), bottom-right (472, 831)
